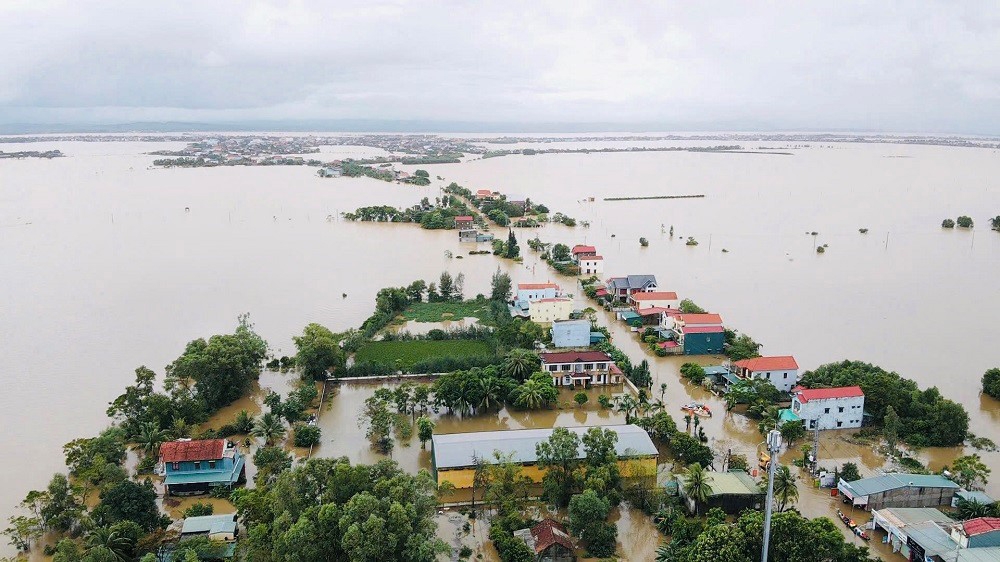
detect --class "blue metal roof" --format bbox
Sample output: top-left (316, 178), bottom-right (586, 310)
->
top-left (182, 514), bottom-right (237, 536)
top-left (843, 473), bottom-right (958, 496)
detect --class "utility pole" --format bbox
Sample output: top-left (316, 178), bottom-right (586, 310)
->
top-left (811, 425), bottom-right (820, 476)
top-left (761, 429), bottom-right (782, 562)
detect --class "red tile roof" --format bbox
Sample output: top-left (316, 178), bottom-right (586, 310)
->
top-left (518, 283), bottom-right (560, 290)
top-left (594, 288), bottom-right (609, 296)
top-left (795, 386), bottom-right (864, 403)
top-left (658, 340), bottom-right (680, 348)
top-left (476, 189), bottom-right (493, 196)
top-left (581, 255), bottom-right (604, 260)
top-left (677, 313), bottom-right (723, 325)
top-left (638, 306), bottom-right (674, 316)
top-left (160, 439), bottom-right (226, 463)
top-left (632, 291), bottom-right (678, 301)
top-left (682, 325), bottom-right (725, 334)
top-left (964, 517), bottom-right (1000, 536)
top-left (734, 356), bottom-right (799, 372)
top-left (540, 351), bottom-right (612, 364)
top-left (571, 245), bottom-right (596, 254)
top-left (455, 216), bottom-right (474, 221)
top-left (531, 519), bottom-right (575, 554)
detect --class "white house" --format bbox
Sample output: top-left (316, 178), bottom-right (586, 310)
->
top-left (630, 291), bottom-right (679, 311)
top-left (539, 351), bottom-right (623, 387)
top-left (515, 283), bottom-right (561, 302)
top-left (731, 356), bottom-right (800, 392)
top-left (791, 386), bottom-right (865, 430)
top-left (578, 255), bottom-right (604, 275)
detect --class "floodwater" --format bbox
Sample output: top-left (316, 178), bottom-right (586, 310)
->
top-left (2, 137), bottom-right (1000, 558)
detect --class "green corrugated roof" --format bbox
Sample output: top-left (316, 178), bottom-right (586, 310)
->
top-left (181, 514), bottom-right (238, 536)
top-left (843, 473), bottom-right (958, 496)
top-left (677, 471), bottom-right (762, 497)
top-left (620, 311), bottom-right (641, 320)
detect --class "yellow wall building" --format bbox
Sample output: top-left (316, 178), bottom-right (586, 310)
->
top-left (530, 298), bottom-right (574, 324)
top-left (431, 425), bottom-right (659, 489)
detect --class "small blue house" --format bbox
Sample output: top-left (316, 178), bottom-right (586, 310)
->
top-left (160, 439), bottom-right (246, 496)
top-left (551, 319), bottom-right (591, 348)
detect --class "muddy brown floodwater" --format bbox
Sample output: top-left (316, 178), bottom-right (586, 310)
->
top-left (2, 138), bottom-right (1000, 559)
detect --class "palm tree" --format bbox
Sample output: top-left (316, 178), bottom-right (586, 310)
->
top-left (478, 376), bottom-right (504, 411)
top-left (615, 394), bottom-right (639, 424)
top-left (501, 349), bottom-right (538, 382)
top-left (85, 527), bottom-right (131, 562)
top-left (137, 421), bottom-right (167, 456)
top-left (772, 465), bottom-right (799, 511)
top-left (513, 380), bottom-right (546, 410)
top-left (252, 412), bottom-right (286, 446)
top-left (693, 416), bottom-right (701, 433)
top-left (659, 383), bottom-right (668, 402)
top-left (683, 414), bottom-right (692, 434)
top-left (682, 462), bottom-right (714, 514)
top-left (233, 409), bottom-right (255, 434)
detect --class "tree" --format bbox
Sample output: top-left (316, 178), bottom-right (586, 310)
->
top-left (840, 462), bottom-right (861, 483)
top-left (956, 498), bottom-right (1000, 519)
top-left (501, 349), bottom-right (539, 382)
top-left (883, 405), bottom-right (900, 454)
top-left (94, 479), bottom-right (168, 532)
top-left (438, 271), bottom-right (454, 301)
top-left (165, 315), bottom-right (268, 412)
top-left (252, 412), bottom-right (286, 446)
top-left (681, 462), bottom-right (714, 514)
top-left (772, 465), bottom-right (799, 511)
top-left (574, 392), bottom-right (589, 406)
top-left (569, 490), bottom-right (614, 556)
top-left (490, 268), bottom-right (512, 302)
top-left (510, 373), bottom-right (558, 410)
top-left (483, 451), bottom-right (532, 519)
top-left (983, 368), bottom-right (1000, 399)
top-left (414, 169), bottom-right (429, 178)
top-left (551, 243), bottom-right (571, 261)
top-left (725, 331), bottom-right (763, 362)
top-left (293, 424), bottom-right (322, 447)
top-left (957, 215), bottom-right (974, 228)
top-left (639, 237), bottom-right (649, 247)
top-left (780, 420), bottom-right (807, 444)
top-left (672, 433), bottom-right (714, 468)
top-left (136, 421), bottom-right (166, 457)
top-left (252, 446), bottom-right (292, 485)
top-left (680, 363), bottom-right (706, 384)
top-left (679, 299), bottom-right (706, 314)
top-left (631, 359), bottom-right (652, 388)
top-left (536, 428), bottom-right (583, 507)
top-left (952, 454), bottom-right (991, 490)
top-left (4, 514), bottom-right (41, 553)
top-left (417, 417), bottom-right (435, 449)
top-left (183, 502), bottom-right (214, 517)
top-left (293, 323), bottom-right (345, 380)
top-left (37, 474), bottom-right (84, 534)
top-left (942, 218), bottom-right (956, 228)
top-left (505, 230), bottom-right (520, 258)
top-left (85, 525), bottom-right (135, 562)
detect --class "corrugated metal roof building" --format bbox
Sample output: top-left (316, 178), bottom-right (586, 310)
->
top-left (430, 425), bottom-right (658, 488)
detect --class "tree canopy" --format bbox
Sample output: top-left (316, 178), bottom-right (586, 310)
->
top-left (293, 323), bottom-right (344, 380)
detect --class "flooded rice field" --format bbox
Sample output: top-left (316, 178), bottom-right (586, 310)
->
top-left (2, 137), bottom-right (1000, 558)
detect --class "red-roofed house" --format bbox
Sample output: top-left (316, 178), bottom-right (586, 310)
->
top-left (540, 351), bottom-right (621, 387)
top-left (160, 439), bottom-right (246, 496)
top-left (516, 283), bottom-right (562, 302)
top-left (732, 356), bottom-right (800, 392)
top-left (514, 519), bottom-right (577, 561)
top-left (475, 189), bottom-right (497, 201)
top-left (571, 245), bottom-right (597, 258)
top-left (953, 517), bottom-right (1000, 548)
top-left (454, 216), bottom-right (475, 229)
top-left (659, 312), bottom-right (724, 355)
top-left (629, 291), bottom-right (679, 311)
top-left (791, 386), bottom-right (865, 430)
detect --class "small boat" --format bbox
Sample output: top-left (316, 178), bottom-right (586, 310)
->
top-left (854, 528), bottom-right (870, 541)
top-left (681, 403), bottom-right (713, 417)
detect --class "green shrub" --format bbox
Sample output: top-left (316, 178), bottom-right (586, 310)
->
top-left (293, 424), bottom-right (321, 447)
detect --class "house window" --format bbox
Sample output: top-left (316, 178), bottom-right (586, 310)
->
top-left (584, 363), bottom-right (594, 370)
top-left (783, 373), bottom-right (788, 379)
top-left (193, 461), bottom-right (201, 470)
top-left (836, 421), bottom-right (843, 427)
top-left (596, 363), bottom-right (607, 370)
top-left (824, 408), bottom-right (830, 414)
top-left (209, 461), bottom-right (216, 469)
top-left (172, 462), bottom-right (179, 471)
top-left (548, 365), bottom-right (558, 372)
top-left (838, 407), bottom-right (844, 413)
top-left (561, 365), bottom-right (570, 371)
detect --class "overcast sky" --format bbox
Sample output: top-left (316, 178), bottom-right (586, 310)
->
top-left (2, 1), bottom-right (1000, 133)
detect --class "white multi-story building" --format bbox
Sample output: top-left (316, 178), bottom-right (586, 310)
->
top-left (731, 355), bottom-right (800, 392)
top-left (791, 386), bottom-right (865, 430)
top-left (630, 291), bottom-right (679, 311)
top-left (540, 351), bottom-right (623, 387)
top-left (578, 255), bottom-right (604, 275)
top-left (515, 283), bottom-right (561, 302)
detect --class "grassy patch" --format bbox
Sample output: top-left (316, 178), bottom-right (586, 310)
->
top-left (402, 300), bottom-right (493, 324)
top-left (355, 340), bottom-right (493, 368)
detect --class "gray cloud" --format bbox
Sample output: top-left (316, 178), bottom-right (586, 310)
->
top-left (2, 0), bottom-right (1000, 133)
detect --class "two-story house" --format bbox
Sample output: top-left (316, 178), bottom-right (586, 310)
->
top-left (731, 356), bottom-right (800, 392)
top-left (540, 351), bottom-right (623, 387)
top-left (606, 275), bottom-right (658, 300)
top-left (515, 282), bottom-right (562, 302)
top-left (576, 250), bottom-right (604, 275)
top-left (790, 386), bottom-right (865, 430)
top-left (160, 439), bottom-right (246, 496)
top-left (571, 245), bottom-right (597, 260)
top-left (663, 313), bottom-right (724, 355)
